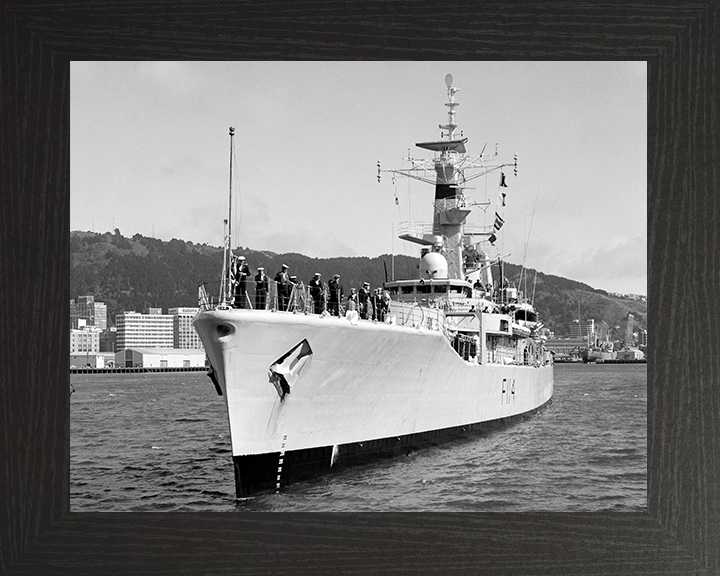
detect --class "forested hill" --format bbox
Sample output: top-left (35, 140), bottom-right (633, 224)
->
top-left (70, 230), bottom-right (646, 336)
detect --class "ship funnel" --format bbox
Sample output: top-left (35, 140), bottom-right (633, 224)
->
top-left (420, 252), bottom-right (449, 279)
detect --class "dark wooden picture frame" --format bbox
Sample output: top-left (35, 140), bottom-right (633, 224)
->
top-left (1, 2), bottom-right (717, 574)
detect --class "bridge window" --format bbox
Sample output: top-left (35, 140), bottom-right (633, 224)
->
top-left (433, 285), bottom-right (448, 293)
top-left (401, 286), bottom-right (414, 294)
top-left (515, 310), bottom-right (538, 323)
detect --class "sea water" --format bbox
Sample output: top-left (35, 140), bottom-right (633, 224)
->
top-left (71, 363), bottom-right (647, 512)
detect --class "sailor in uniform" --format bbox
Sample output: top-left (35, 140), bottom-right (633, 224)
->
top-left (232, 255), bottom-right (250, 308)
top-left (254, 267), bottom-right (268, 310)
top-left (309, 273), bottom-right (324, 314)
top-left (346, 288), bottom-right (358, 312)
top-left (274, 264), bottom-right (290, 311)
top-left (372, 288), bottom-right (385, 321)
top-left (358, 281), bottom-right (371, 319)
top-left (327, 274), bottom-right (343, 316)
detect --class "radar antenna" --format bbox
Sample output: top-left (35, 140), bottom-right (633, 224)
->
top-left (439, 73), bottom-right (460, 140)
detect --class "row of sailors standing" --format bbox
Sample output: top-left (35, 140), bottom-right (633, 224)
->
top-left (230, 256), bottom-right (310, 311)
top-left (272, 264), bottom-right (322, 312)
top-left (346, 282), bottom-right (390, 321)
top-left (230, 254), bottom-right (390, 319)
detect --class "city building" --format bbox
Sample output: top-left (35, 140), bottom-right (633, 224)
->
top-left (99, 327), bottom-right (117, 353)
top-left (608, 291), bottom-right (647, 303)
top-left (70, 323), bottom-right (101, 353)
top-left (544, 337), bottom-right (586, 358)
top-left (569, 318), bottom-right (595, 341)
top-left (76, 295), bottom-right (108, 330)
top-left (70, 299), bottom-right (79, 329)
top-left (115, 310), bottom-right (174, 350)
top-left (70, 351), bottom-right (115, 368)
top-left (169, 307), bottom-right (204, 350)
top-left (116, 348), bottom-right (206, 368)
top-left (617, 347), bottom-right (645, 360)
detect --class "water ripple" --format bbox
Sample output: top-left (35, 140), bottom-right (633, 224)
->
top-left (71, 364), bottom-right (646, 512)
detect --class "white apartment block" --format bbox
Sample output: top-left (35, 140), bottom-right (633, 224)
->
top-left (169, 307), bottom-right (204, 350)
top-left (115, 311), bottom-right (174, 350)
top-left (70, 327), bottom-right (101, 353)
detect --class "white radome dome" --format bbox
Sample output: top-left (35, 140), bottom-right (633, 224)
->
top-left (420, 252), bottom-right (448, 278)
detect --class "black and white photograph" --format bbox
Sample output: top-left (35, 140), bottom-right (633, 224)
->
top-left (70, 61), bottom-right (646, 512)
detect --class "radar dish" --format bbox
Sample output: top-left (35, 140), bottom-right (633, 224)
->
top-left (445, 74), bottom-right (453, 87)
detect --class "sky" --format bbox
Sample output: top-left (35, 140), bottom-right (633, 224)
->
top-left (71, 61), bottom-right (647, 295)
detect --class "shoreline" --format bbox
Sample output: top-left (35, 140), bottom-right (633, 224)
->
top-left (70, 366), bottom-right (209, 375)
top-left (554, 358), bottom-right (647, 364)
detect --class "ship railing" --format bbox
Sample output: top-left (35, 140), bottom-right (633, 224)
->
top-left (268, 281), bottom-right (390, 320)
top-left (275, 282), bottom-right (328, 314)
top-left (286, 282), bottom-right (311, 313)
top-left (198, 281), bottom-right (223, 311)
top-left (398, 220), bottom-right (493, 239)
top-left (195, 279), bottom-right (290, 311)
top-left (196, 279), bottom-right (347, 315)
top-left (462, 223), bottom-right (493, 236)
top-left (397, 221), bottom-right (434, 237)
top-left (486, 343), bottom-right (524, 366)
top-left (198, 278), bottom-right (393, 321)
top-left (387, 300), bottom-right (445, 332)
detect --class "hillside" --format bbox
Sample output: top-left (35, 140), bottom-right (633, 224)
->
top-left (70, 230), bottom-right (646, 336)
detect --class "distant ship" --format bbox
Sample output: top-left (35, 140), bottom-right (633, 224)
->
top-left (193, 75), bottom-right (554, 498)
top-left (582, 347), bottom-right (617, 363)
top-left (582, 312), bottom-right (645, 363)
top-left (582, 336), bottom-right (617, 363)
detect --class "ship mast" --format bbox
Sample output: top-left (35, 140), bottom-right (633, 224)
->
top-left (379, 75), bottom-right (517, 280)
top-left (222, 127), bottom-right (235, 305)
top-left (440, 73), bottom-right (460, 140)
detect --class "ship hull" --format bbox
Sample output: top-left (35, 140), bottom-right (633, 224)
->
top-left (194, 309), bottom-right (554, 497)
top-left (231, 400), bottom-right (552, 496)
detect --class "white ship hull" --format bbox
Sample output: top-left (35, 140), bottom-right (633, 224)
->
top-left (194, 308), bottom-right (553, 496)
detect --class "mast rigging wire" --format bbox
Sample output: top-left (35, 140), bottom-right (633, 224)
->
top-left (518, 186), bottom-right (541, 293)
